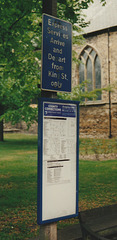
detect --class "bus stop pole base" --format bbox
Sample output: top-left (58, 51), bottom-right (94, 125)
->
top-left (40, 222), bottom-right (57, 240)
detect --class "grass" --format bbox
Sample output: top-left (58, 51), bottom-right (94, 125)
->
top-left (79, 138), bottom-right (117, 155)
top-left (79, 160), bottom-right (117, 209)
top-left (0, 134), bottom-right (117, 239)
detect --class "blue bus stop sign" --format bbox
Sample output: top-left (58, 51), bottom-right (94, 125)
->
top-left (41, 14), bottom-right (72, 92)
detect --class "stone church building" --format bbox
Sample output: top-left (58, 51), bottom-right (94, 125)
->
top-left (72, 0), bottom-right (117, 138)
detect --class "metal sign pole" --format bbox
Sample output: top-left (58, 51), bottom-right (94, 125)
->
top-left (41, 0), bottom-right (57, 100)
top-left (40, 1), bottom-right (57, 239)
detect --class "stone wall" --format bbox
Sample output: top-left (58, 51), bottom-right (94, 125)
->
top-left (4, 102), bottom-right (117, 138)
top-left (4, 121), bottom-right (38, 135)
top-left (79, 103), bottom-right (117, 138)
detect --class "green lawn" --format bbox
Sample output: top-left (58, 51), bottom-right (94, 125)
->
top-left (79, 137), bottom-right (117, 155)
top-left (0, 134), bottom-right (117, 239)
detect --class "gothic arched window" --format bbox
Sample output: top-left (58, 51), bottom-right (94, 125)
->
top-left (79, 46), bottom-right (101, 101)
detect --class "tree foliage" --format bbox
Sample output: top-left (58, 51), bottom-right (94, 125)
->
top-left (0, 0), bottom-right (106, 130)
top-left (0, 0), bottom-right (42, 127)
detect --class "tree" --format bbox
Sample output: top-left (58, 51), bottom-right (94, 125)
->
top-left (0, 0), bottom-right (106, 141)
top-left (0, 0), bottom-right (42, 140)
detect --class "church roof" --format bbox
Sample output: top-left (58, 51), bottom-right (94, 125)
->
top-left (82, 0), bottom-right (117, 34)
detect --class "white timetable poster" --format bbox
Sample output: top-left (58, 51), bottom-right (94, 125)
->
top-left (38, 99), bottom-right (79, 224)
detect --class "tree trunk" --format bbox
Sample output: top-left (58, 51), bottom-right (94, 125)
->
top-left (0, 104), bottom-right (4, 141)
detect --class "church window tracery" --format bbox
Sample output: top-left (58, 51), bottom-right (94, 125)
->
top-left (79, 45), bottom-right (101, 101)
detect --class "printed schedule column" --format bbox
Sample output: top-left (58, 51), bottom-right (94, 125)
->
top-left (41, 14), bottom-right (72, 92)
